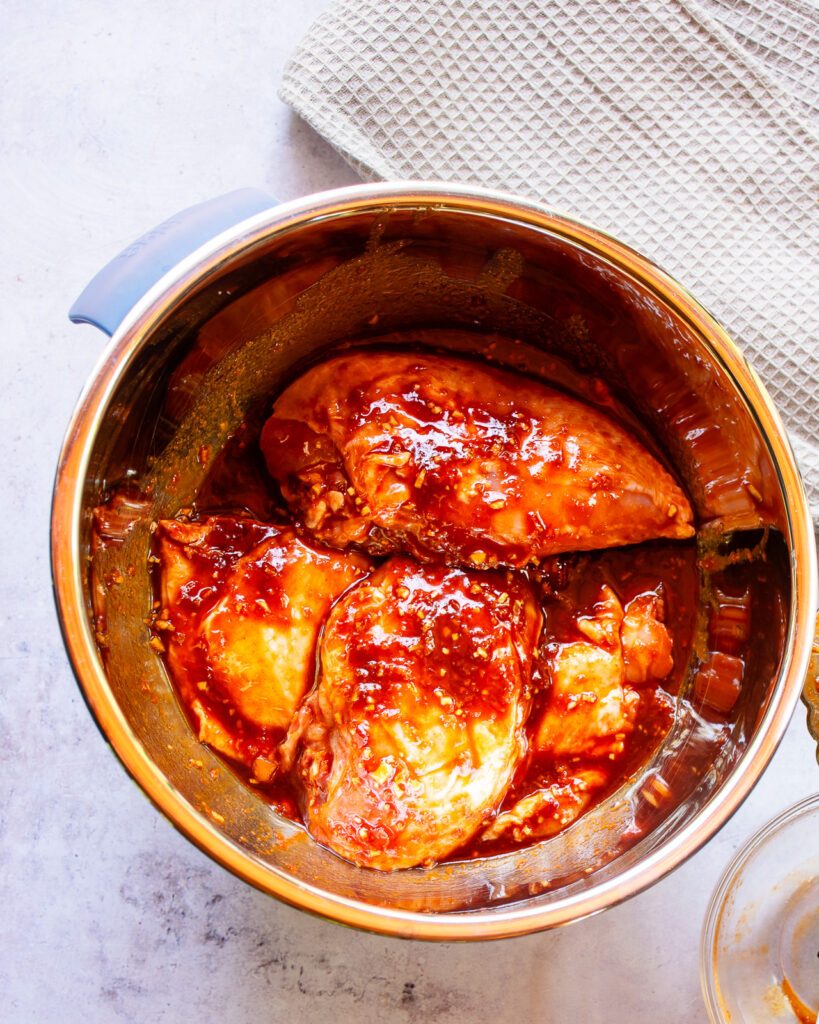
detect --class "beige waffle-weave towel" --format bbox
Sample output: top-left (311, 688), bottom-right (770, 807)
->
top-left (280, 0), bottom-right (819, 516)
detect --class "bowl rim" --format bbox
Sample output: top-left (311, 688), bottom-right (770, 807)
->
top-left (51, 180), bottom-right (818, 940)
top-left (699, 791), bottom-right (819, 1022)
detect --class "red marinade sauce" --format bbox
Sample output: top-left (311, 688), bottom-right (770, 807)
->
top-left (155, 447), bottom-right (699, 859)
top-left (154, 514), bottom-right (304, 820)
top-left (146, 348), bottom-right (705, 860)
top-left (469, 542), bottom-right (698, 860)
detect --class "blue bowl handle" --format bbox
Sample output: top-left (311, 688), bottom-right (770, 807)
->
top-left (69, 188), bottom-right (278, 336)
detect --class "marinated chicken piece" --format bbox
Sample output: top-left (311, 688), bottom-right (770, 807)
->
top-left (293, 557), bottom-right (542, 870)
top-left (156, 516), bottom-right (372, 765)
top-left (535, 585), bottom-right (673, 760)
top-left (537, 643), bottom-right (638, 759)
top-left (536, 587), bottom-right (636, 759)
top-left (260, 351), bottom-right (694, 566)
top-left (480, 767), bottom-right (609, 844)
top-left (621, 592), bottom-right (674, 684)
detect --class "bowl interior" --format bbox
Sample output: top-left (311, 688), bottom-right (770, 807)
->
top-left (69, 197), bottom-right (796, 927)
top-left (701, 794), bottom-right (819, 1022)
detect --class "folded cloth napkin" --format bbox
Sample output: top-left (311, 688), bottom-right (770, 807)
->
top-left (280, 0), bottom-right (819, 516)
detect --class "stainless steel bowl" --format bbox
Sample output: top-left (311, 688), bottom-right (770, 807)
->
top-left (52, 182), bottom-right (818, 939)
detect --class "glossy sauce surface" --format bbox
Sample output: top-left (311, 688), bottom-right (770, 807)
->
top-left (477, 544), bottom-right (696, 857)
top-left (154, 516), bottom-right (372, 818)
top-left (154, 507), bottom-right (698, 862)
top-left (147, 345), bottom-right (706, 869)
top-left (296, 557), bottom-right (542, 869)
top-left (261, 351), bottom-right (694, 566)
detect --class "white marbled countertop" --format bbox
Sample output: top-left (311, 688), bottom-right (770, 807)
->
top-left (2, 2), bottom-right (817, 1021)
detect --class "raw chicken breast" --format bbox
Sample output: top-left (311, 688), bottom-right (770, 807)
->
top-left (621, 592), bottom-right (675, 684)
top-left (483, 584), bottom-right (675, 845)
top-left (155, 516), bottom-right (372, 764)
top-left (261, 351), bottom-right (694, 567)
top-left (535, 585), bottom-right (673, 760)
top-left (292, 557), bottom-right (542, 870)
top-left (480, 767), bottom-right (609, 845)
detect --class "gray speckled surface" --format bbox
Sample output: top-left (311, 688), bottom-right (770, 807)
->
top-left (1, 2), bottom-right (817, 1021)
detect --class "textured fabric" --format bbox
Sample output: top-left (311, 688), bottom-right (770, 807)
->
top-left (700, 0), bottom-right (819, 127)
top-left (280, 0), bottom-right (819, 515)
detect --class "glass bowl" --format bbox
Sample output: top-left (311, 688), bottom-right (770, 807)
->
top-left (701, 793), bottom-right (819, 1022)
